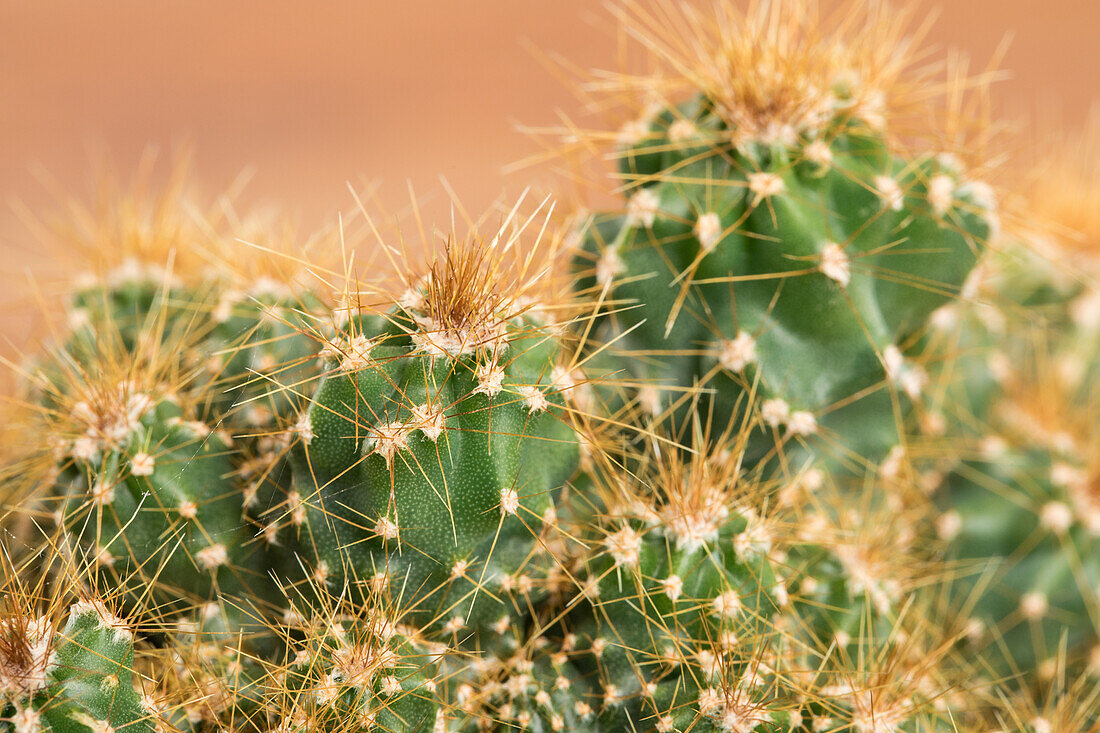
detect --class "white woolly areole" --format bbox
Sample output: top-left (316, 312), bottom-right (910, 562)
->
top-left (718, 331), bottom-right (756, 373)
top-left (747, 172), bottom-right (786, 205)
top-left (605, 526), bottom-right (641, 568)
top-left (819, 242), bottom-right (851, 286)
top-left (787, 410), bottom-right (818, 436)
top-left (130, 452), bottom-right (155, 477)
top-left (695, 212), bottom-right (723, 252)
top-left (499, 487), bottom-right (520, 516)
top-left (398, 286), bottom-right (427, 312)
top-left (936, 510), bottom-right (962, 542)
top-left (626, 188), bottom-right (661, 228)
top-left (874, 175), bottom-right (904, 211)
top-left (472, 361), bottom-right (506, 397)
top-left (196, 544), bottom-right (229, 571)
top-left (617, 117), bottom-right (651, 147)
top-left (595, 246), bottom-right (625, 288)
top-left (516, 385), bottom-right (549, 414)
top-left (1039, 502), bottom-right (1074, 534)
top-left (927, 174), bottom-right (955, 217)
top-left (711, 589), bottom-right (742, 618)
top-left (761, 398), bottom-right (790, 428)
top-left (91, 480), bottom-right (115, 506)
top-left (410, 403), bottom-right (446, 441)
top-left (366, 421), bottom-right (412, 463)
top-left (375, 516), bottom-right (399, 540)
top-left (804, 139), bottom-right (833, 167)
top-left (637, 385), bottom-right (663, 417)
top-left (929, 304), bottom-right (957, 330)
top-left (661, 575), bottom-right (683, 602)
top-left (178, 500), bottom-right (198, 520)
top-left (294, 411), bottom-right (314, 445)
top-left (667, 118), bottom-right (698, 143)
top-left (1020, 591), bottom-right (1048, 619)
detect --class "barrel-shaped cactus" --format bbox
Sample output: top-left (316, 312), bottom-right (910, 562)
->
top-left (37, 286), bottom-right (286, 637)
top-left (565, 1), bottom-right (998, 472)
top-left (286, 229), bottom-right (581, 639)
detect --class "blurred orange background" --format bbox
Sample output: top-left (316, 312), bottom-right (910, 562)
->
top-left (1, 0), bottom-right (1098, 355)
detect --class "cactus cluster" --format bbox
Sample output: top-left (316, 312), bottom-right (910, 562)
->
top-left (2, 1), bottom-right (1099, 732)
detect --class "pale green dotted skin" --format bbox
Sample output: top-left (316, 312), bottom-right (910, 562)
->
top-left (1, 606), bottom-right (153, 733)
top-left (58, 398), bottom-right (280, 626)
top-left (577, 95), bottom-right (994, 467)
top-left (939, 449), bottom-right (1100, 681)
top-left (291, 311), bottom-right (579, 636)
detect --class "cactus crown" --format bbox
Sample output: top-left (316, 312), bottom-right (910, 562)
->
top-left (604, 0), bottom-right (931, 148)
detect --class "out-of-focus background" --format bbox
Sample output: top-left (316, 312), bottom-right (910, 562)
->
top-left (1, 0), bottom-right (1097, 354)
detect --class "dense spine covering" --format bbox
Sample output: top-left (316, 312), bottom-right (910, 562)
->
top-left (1, 602), bottom-right (152, 733)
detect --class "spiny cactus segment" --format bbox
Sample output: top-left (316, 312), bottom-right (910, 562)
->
top-left (1, 601), bottom-right (152, 733)
top-left (566, 0), bottom-right (999, 474)
top-left (286, 205), bottom-right (584, 641)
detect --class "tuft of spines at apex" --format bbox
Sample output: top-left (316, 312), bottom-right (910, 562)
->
top-left (1, 601), bottom-right (154, 733)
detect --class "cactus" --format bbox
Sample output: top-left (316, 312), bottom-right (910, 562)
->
top-left (924, 132), bottom-right (1100, 695)
top-left (12, 175), bottom-right (354, 648)
top-left (285, 214), bottom-right (582, 640)
top-left (1, 601), bottom-right (153, 733)
top-left (564, 0), bottom-right (998, 472)
top-left (781, 477), bottom-right (935, 657)
top-left (931, 281), bottom-right (1100, 688)
top-left (34, 314), bottom-right (285, 638)
top-left (7, 3), bottom-right (1096, 729)
top-left (939, 447), bottom-right (1100, 684)
top-left (548, 417), bottom-right (798, 731)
